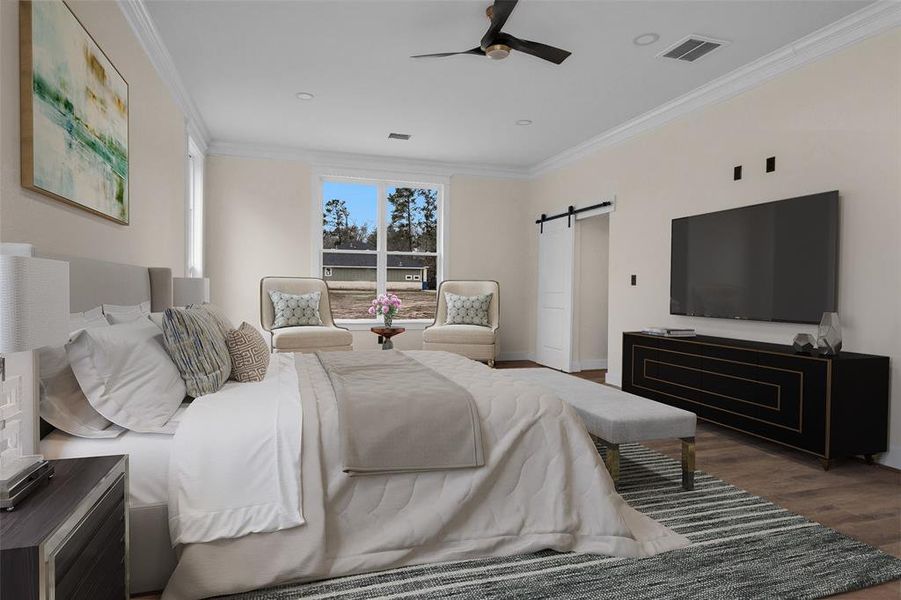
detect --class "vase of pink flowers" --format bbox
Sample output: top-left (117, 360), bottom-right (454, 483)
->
top-left (369, 293), bottom-right (402, 327)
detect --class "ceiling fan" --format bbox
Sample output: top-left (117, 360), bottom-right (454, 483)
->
top-left (411, 0), bottom-right (571, 65)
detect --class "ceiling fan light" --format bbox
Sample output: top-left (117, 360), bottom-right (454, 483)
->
top-left (485, 44), bottom-right (511, 60)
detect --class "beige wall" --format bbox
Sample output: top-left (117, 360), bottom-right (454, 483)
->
top-left (205, 155), bottom-right (313, 329)
top-left (0, 1), bottom-right (187, 455)
top-left (0, 1), bottom-right (186, 270)
top-left (204, 159), bottom-right (534, 357)
top-left (446, 175), bottom-right (532, 357)
top-left (529, 30), bottom-right (901, 466)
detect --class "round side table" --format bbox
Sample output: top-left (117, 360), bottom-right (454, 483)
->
top-left (370, 326), bottom-right (405, 350)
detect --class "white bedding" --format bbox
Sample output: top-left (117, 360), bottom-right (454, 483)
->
top-left (163, 351), bottom-right (688, 600)
top-left (40, 403), bottom-right (190, 507)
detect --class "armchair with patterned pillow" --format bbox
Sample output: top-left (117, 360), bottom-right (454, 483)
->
top-left (423, 280), bottom-right (499, 366)
top-left (260, 277), bottom-right (353, 353)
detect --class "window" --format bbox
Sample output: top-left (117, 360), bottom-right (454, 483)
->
top-left (186, 137), bottom-right (204, 277)
top-left (319, 177), bottom-right (443, 320)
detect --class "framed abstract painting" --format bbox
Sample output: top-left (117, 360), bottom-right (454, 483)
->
top-left (20, 0), bottom-right (129, 224)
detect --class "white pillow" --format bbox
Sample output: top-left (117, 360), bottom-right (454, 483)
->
top-left (39, 307), bottom-right (125, 439)
top-left (103, 301), bottom-right (151, 324)
top-left (67, 318), bottom-right (186, 433)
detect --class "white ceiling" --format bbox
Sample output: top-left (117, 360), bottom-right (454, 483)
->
top-left (145, 0), bottom-right (871, 169)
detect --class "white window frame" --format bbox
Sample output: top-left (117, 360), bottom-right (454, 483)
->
top-left (312, 169), bottom-right (449, 328)
top-left (185, 137), bottom-right (205, 277)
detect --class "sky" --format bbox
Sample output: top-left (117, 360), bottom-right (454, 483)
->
top-left (322, 181), bottom-right (438, 231)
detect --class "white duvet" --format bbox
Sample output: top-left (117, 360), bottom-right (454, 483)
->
top-left (164, 351), bottom-right (688, 600)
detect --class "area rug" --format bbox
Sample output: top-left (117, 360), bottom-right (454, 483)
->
top-left (221, 442), bottom-right (901, 600)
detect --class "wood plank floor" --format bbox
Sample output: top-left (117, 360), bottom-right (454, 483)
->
top-left (135, 363), bottom-right (900, 599)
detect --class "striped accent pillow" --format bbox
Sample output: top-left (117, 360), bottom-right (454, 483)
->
top-left (225, 322), bottom-right (270, 382)
top-left (161, 307), bottom-right (231, 397)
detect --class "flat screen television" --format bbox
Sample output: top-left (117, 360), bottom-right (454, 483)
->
top-left (670, 191), bottom-right (839, 324)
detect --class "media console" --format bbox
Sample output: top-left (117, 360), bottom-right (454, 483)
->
top-left (622, 332), bottom-right (890, 469)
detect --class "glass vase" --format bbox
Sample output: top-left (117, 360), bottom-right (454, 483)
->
top-left (383, 314), bottom-right (393, 328)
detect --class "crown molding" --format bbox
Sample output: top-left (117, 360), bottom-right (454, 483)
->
top-left (117, 0), bottom-right (210, 152)
top-left (528, 0), bottom-right (901, 177)
top-left (207, 141), bottom-right (532, 180)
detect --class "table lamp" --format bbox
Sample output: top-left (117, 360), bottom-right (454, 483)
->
top-left (0, 254), bottom-right (70, 509)
top-left (173, 277), bottom-right (210, 307)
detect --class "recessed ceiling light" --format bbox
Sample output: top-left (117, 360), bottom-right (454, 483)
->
top-left (515, 119), bottom-right (532, 126)
top-left (633, 33), bottom-right (660, 46)
top-left (295, 92), bottom-right (315, 100)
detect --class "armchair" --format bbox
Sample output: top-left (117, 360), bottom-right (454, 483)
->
top-left (423, 280), bottom-right (499, 366)
top-left (260, 277), bottom-right (353, 353)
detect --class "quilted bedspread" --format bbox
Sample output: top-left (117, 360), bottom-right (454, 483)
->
top-left (162, 351), bottom-right (688, 600)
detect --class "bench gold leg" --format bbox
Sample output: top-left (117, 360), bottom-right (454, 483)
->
top-left (602, 440), bottom-right (620, 487)
top-left (681, 437), bottom-right (695, 491)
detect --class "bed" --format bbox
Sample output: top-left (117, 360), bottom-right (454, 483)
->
top-left (38, 256), bottom-right (689, 599)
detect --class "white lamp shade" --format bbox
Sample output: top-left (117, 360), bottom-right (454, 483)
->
top-left (0, 255), bottom-right (70, 353)
top-left (173, 277), bottom-right (210, 307)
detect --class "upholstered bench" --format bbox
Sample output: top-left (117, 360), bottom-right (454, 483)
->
top-left (507, 369), bottom-right (697, 490)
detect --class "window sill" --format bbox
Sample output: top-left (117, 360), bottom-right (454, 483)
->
top-left (335, 319), bottom-right (433, 331)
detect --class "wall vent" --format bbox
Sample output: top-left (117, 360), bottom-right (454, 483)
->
top-left (388, 132), bottom-right (411, 140)
top-left (660, 35), bottom-right (727, 62)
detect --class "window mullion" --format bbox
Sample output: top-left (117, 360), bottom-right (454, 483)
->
top-left (377, 181), bottom-right (387, 296)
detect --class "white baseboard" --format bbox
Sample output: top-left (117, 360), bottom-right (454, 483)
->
top-left (497, 351), bottom-right (534, 362)
top-left (575, 358), bottom-right (608, 371)
top-left (604, 372), bottom-right (622, 388)
top-left (876, 442), bottom-right (901, 470)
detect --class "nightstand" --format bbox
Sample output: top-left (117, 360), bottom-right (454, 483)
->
top-left (0, 455), bottom-right (129, 600)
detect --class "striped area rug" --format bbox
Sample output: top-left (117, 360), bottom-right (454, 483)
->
top-left (224, 442), bottom-right (901, 600)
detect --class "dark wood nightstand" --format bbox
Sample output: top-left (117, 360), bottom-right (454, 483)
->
top-left (0, 455), bottom-right (129, 600)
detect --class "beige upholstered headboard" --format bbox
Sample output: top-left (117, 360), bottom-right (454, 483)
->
top-left (38, 254), bottom-right (173, 313)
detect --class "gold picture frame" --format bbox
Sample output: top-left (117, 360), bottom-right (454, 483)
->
top-left (20, 0), bottom-right (130, 225)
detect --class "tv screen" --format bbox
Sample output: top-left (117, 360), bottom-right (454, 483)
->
top-left (670, 191), bottom-right (839, 324)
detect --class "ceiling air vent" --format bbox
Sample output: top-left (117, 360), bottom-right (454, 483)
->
top-left (388, 132), bottom-right (411, 140)
top-left (660, 35), bottom-right (727, 62)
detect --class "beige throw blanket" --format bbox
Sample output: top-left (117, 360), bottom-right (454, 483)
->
top-left (316, 350), bottom-right (484, 475)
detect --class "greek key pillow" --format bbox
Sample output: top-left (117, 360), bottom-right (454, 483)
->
top-left (445, 292), bottom-right (493, 327)
top-left (161, 306), bottom-right (231, 397)
top-left (226, 322), bottom-right (270, 383)
top-left (269, 290), bottom-right (322, 328)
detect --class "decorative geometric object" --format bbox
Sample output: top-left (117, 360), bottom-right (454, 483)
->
top-left (792, 333), bottom-right (817, 355)
top-left (817, 312), bottom-right (842, 356)
top-left (20, 0), bottom-right (129, 224)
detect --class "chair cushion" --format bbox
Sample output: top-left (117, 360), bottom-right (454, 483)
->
top-left (444, 292), bottom-right (493, 326)
top-left (423, 324), bottom-right (496, 345)
top-left (269, 290), bottom-right (322, 328)
top-left (272, 326), bottom-right (353, 350)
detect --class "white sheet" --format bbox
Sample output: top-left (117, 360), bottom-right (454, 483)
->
top-left (163, 351), bottom-right (688, 600)
top-left (167, 354), bottom-right (303, 545)
top-left (40, 403), bottom-right (190, 507)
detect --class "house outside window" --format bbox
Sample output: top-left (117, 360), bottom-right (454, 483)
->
top-left (318, 176), bottom-right (444, 321)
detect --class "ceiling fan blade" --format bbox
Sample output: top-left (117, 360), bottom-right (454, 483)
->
top-left (481, 0), bottom-right (518, 47)
top-left (504, 35), bottom-right (571, 64)
top-left (411, 47), bottom-right (485, 59)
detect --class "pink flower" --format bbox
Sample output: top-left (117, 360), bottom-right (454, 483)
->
top-left (368, 306), bottom-right (376, 316)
